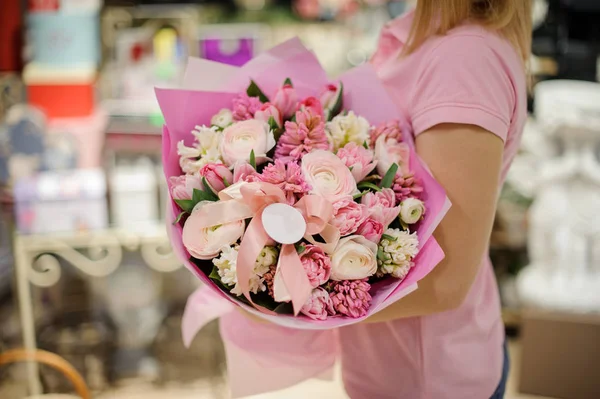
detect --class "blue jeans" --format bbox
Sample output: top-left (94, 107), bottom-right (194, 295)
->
top-left (490, 342), bottom-right (510, 399)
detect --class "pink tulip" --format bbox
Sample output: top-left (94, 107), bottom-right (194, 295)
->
top-left (297, 96), bottom-right (324, 119)
top-left (357, 218), bottom-right (384, 243)
top-left (254, 102), bottom-right (283, 128)
top-left (198, 163), bottom-right (234, 192)
top-left (169, 174), bottom-right (202, 200)
top-left (272, 84), bottom-right (298, 119)
top-left (336, 142), bottom-right (377, 182)
top-left (361, 188), bottom-right (401, 228)
top-left (301, 288), bottom-right (335, 321)
top-left (233, 162), bottom-right (258, 183)
top-left (332, 196), bottom-right (370, 236)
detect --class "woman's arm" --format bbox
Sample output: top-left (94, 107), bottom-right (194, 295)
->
top-left (364, 123), bottom-right (504, 323)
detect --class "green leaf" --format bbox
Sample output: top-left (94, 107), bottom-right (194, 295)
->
top-left (175, 199), bottom-right (194, 213)
top-left (363, 141), bottom-right (369, 150)
top-left (357, 182), bottom-right (382, 192)
top-left (202, 177), bottom-right (219, 200)
top-left (247, 80), bottom-right (269, 103)
top-left (381, 233), bottom-right (397, 242)
top-left (209, 265), bottom-right (221, 280)
top-left (267, 116), bottom-right (280, 131)
top-left (296, 244), bottom-right (306, 254)
top-left (193, 188), bottom-right (218, 204)
top-left (353, 191), bottom-right (369, 200)
top-left (249, 149), bottom-right (256, 169)
top-left (377, 247), bottom-right (387, 261)
top-left (223, 177), bottom-right (230, 187)
top-left (327, 82), bottom-right (344, 121)
top-left (173, 211), bottom-right (186, 225)
top-left (381, 163), bottom-right (399, 189)
top-left (284, 77), bottom-right (293, 87)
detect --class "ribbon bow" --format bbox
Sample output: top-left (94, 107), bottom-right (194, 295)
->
top-left (196, 182), bottom-right (340, 315)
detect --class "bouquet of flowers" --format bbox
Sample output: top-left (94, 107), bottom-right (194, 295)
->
top-left (158, 38), bottom-right (450, 329)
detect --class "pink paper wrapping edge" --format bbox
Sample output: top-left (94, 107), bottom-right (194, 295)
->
top-left (159, 38), bottom-right (451, 397)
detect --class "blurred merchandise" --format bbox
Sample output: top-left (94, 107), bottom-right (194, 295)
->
top-left (0, 74), bottom-right (25, 127)
top-left (109, 158), bottom-right (159, 228)
top-left (198, 24), bottom-right (267, 66)
top-left (519, 309), bottom-right (600, 399)
top-left (24, 64), bottom-right (97, 119)
top-left (13, 168), bottom-right (108, 235)
top-left (0, 0), bottom-right (24, 72)
top-left (517, 80), bottom-right (600, 313)
top-left (26, 0), bottom-right (101, 67)
top-left (47, 110), bottom-right (109, 170)
top-left (0, 210), bottom-right (12, 297)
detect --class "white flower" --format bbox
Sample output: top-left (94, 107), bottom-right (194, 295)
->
top-left (255, 246), bottom-right (278, 276)
top-left (211, 109), bottom-right (234, 129)
top-left (177, 140), bottom-right (201, 158)
top-left (400, 198), bottom-right (426, 225)
top-left (377, 228), bottom-right (420, 279)
top-left (212, 245), bottom-right (269, 295)
top-left (326, 111), bottom-right (370, 151)
top-left (192, 125), bottom-right (223, 159)
top-left (331, 235), bottom-right (378, 281)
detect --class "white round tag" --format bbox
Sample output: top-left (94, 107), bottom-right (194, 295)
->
top-left (261, 203), bottom-right (307, 244)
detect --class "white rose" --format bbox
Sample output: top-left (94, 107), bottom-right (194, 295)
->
top-left (326, 111), bottom-right (370, 151)
top-left (400, 198), bottom-right (425, 224)
top-left (220, 119), bottom-right (275, 167)
top-left (211, 109), bottom-right (234, 129)
top-left (331, 235), bottom-right (378, 281)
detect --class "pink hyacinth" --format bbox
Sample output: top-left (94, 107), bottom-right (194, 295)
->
top-left (393, 173), bottom-right (424, 203)
top-left (263, 263), bottom-right (277, 298)
top-left (300, 245), bottom-right (332, 288)
top-left (255, 160), bottom-right (311, 205)
top-left (274, 108), bottom-right (329, 163)
top-left (336, 142), bottom-right (377, 182)
top-left (331, 196), bottom-right (370, 236)
top-left (232, 94), bottom-right (263, 121)
top-left (370, 120), bottom-right (403, 147)
top-left (301, 288), bottom-right (335, 321)
top-left (329, 279), bottom-right (372, 318)
top-left (357, 218), bottom-right (384, 243)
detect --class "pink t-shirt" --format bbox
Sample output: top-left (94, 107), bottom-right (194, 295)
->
top-left (339, 11), bottom-right (526, 399)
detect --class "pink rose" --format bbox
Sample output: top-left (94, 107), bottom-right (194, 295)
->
top-left (233, 162), bottom-right (258, 183)
top-left (254, 102), bottom-right (283, 128)
top-left (336, 142), bottom-right (378, 182)
top-left (357, 218), bottom-right (384, 243)
top-left (272, 84), bottom-right (298, 119)
top-left (375, 135), bottom-right (410, 177)
top-left (220, 119), bottom-right (276, 167)
top-left (297, 97), bottom-right (324, 119)
top-left (169, 174), bottom-right (202, 200)
top-left (182, 203), bottom-right (245, 260)
top-left (301, 288), bottom-right (335, 321)
top-left (300, 244), bottom-right (332, 288)
top-left (198, 163), bottom-right (233, 192)
top-left (332, 196), bottom-right (369, 236)
top-left (361, 188), bottom-right (401, 228)
top-left (301, 150), bottom-right (358, 203)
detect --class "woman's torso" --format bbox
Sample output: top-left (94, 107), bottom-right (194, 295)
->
top-left (340, 11), bottom-right (526, 399)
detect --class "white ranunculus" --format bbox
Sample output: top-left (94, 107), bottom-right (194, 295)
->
top-left (326, 111), bottom-right (370, 151)
top-left (400, 198), bottom-right (426, 224)
top-left (211, 109), bottom-right (234, 129)
top-left (330, 235), bottom-right (378, 281)
top-left (220, 119), bottom-right (275, 167)
top-left (301, 150), bottom-right (359, 203)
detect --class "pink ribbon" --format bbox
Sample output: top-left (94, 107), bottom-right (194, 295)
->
top-left (195, 182), bottom-right (339, 315)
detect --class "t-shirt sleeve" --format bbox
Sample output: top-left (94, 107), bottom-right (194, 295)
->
top-left (410, 35), bottom-right (517, 142)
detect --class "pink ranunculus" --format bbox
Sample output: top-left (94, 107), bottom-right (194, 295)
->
top-left (298, 96), bottom-right (324, 119)
top-left (301, 288), bottom-right (335, 321)
top-left (233, 162), bottom-right (258, 183)
top-left (220, 119), bottom-right (276, 167)
top-left (370, 120), bottom-right (403, 147)
top-left (254, 102), bottom-right (283, 128)
top-left (272, 84), bottom-right (298, 119)
top-left (374, 135), bottom-right (410, 177)
top-left (274, 108), bottom-right (330, 163)
top-left (300, 244), bottom-right (332, 288)
top-left (357, 218), bottom-right (384, 243)
top-left (361, 188), bottom-right (401, 228)
top-left (336, 142), bottom-right (378, 182)
top-left (198, 163), bottom-right (233, 193)
top-left (256, 160), bottom-right (311, 205)
top-left (232, 94), bottom-right (263, 121)
top-left (331, 196), bottom-right (370, 236)
top-left (169, 174), bottom-right (202, 200)
top-left (301, 150), bottom-right (358, 203)
top-left (182, 204), bottom-right (245, 260)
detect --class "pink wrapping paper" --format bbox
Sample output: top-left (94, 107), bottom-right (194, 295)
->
top-left (158, 38), bottom-right (451, 397)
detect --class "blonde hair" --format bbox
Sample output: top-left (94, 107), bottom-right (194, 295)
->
top-left (406, 0), bottom-right (533, 63)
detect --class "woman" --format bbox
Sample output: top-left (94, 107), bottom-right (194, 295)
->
top-left (339, 1), bottom-right (531, 398)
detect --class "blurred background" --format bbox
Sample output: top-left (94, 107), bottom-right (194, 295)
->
top-left (0, 0), bottom-right (599, 398)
